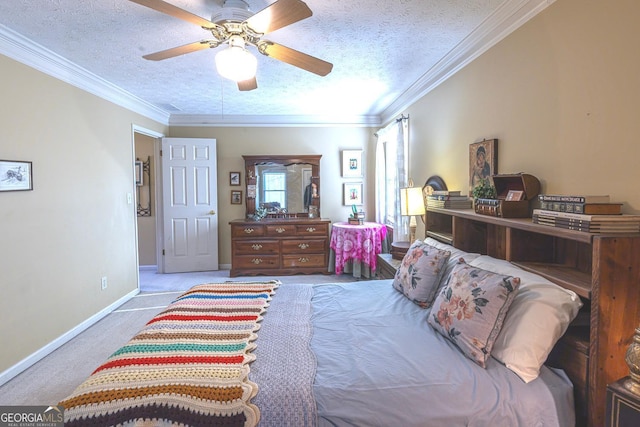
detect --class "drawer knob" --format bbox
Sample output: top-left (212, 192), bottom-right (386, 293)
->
top-left (276, 227), bottom-right (286, 233)
top-left (243, 228), bottom-right (255, 234)
top-left (251, 258), bottom-right (263, 265)
top-left (298, 243), bottom-right (310, 249)
top-left (251, 244), bottom-right (263, 250)
top-left (306, 227), bottom-right (316, 232)
top-left (299, 257), bottom-right (310, 263)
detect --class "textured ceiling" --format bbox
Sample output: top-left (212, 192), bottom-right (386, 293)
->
top-left (0, 0), bottom-right (547, 126)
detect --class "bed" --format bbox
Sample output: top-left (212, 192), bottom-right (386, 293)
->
top-left (59, 238), bottom-right (582, 426)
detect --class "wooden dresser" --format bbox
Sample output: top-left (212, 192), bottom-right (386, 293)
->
top-left (229, 218), bottom-right (331, 277)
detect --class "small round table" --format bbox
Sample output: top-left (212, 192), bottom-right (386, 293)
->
top-left (329, 221), bottom-right (388, 278)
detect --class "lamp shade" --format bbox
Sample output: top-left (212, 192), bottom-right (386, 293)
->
top-left (400, 186), bottom-right (426, 216)
top-left (215, 45), bottom-right (257, 82)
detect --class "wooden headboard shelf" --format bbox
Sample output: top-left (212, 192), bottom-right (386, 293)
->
top-left (426, 207), bottom-right (640, 427)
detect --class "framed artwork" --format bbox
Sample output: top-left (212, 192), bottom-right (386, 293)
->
top-left (343, 182), bottom-right (363, 205)
top-left (230, 171), bottom-right (241, 186)
top-left (231, 190), bottom-right (243, 204)
top-left (342, 150), bottom-right (363, 178)
top-left (135, 161), bottom-right (143, 186)
top-left (469, 139), bottom-right (498, 196)
top-left (0, 160), bottom-right (33, 192)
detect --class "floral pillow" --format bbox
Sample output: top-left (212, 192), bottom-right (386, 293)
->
top-left (392, 240), bottom-right (451, 308)
top-left (428, 260), bottom-right (520, 368)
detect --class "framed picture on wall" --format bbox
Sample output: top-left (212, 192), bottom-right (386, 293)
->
top-left (342, 150), bottom-right (363, 178)
top-left (135, 161), bottom-right (143, 186)
top-left (230, 171), bottom-right (241, 186)
top-left (231, 190), bottom-right (243, 204)
top-left (469, 139), bottom-right (498, 196)
top-left (0, 160), bottom-right (33, 192)
top-left (343, 182), bottom-right (363, 205)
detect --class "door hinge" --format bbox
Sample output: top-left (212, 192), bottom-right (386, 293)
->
top-left (160, 149), bottom-right (163, 156)
top-left (162, 249), bottom-right (165, 256)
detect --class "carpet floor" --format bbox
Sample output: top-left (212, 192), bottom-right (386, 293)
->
top-left (0, 269), bottom-right (360, 406)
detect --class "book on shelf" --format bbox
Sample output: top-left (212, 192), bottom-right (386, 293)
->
top-left (427, 200), bottom-right (473, 209)
top-left (532, 209), bottom-right (640, 223)
top-left (427, 194), bottom-right (470, 201)
top-left (538, 200), bottom-right (622, 215)
top-left (431, 190), bottom-right (461, 196)
top-left (538, 194), bottom-right (610, 203)
top-left (532, 216), bottom-right (640, 233)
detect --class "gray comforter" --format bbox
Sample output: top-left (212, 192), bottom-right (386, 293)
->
top-left (251, 280), bottom-right (575, 427)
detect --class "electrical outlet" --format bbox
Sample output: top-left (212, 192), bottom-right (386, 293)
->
top-left (101, 276), bottom-right (108, 290)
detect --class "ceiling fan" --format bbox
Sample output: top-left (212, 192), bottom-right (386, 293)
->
top-left (129, 0), bottom-right (333, 91)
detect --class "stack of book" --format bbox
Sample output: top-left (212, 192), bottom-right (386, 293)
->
top-left (533, 209), bottom-right (640, 234)
top-left (538, 194), bottom-right (622, 215)
top-left (426, 190), bottom-right (472, 209)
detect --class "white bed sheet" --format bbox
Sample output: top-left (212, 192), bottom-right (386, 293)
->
top-left (310, 280), bottom-right (575, 427)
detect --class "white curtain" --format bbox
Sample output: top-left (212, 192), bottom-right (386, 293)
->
top-left (375, 116), bottom-right (409, 241)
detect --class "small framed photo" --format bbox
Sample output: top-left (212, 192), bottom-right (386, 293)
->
top-left (230, 171), bottom-right (241, 186)
top-left (0, 160), bottom-right (33, 192)
top-left (135, 161), bottom-right (143, 186)
top-left (342, 150), bottom-right (363, 178)
top-left (343, 182), bottom-right (363, 205)
top-left (506, 190), bottom-right (524, 201)
top-left (231, 190), bottom-right (243, 204)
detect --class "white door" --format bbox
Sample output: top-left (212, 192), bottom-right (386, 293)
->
top-left (161, 138), bottom-right (218, 273)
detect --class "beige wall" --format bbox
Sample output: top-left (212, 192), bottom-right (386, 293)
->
top-left (168, 126), bottom-right (374, 266)
top-left (406, 0), bottom-right (640, 238)
top-left (0, 55), bottom-right (167, 372)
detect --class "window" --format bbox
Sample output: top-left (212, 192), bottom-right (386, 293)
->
top-left (262, 172), bottom-right (286, 210)
top-left (375, 117), bottom-right (409, 240)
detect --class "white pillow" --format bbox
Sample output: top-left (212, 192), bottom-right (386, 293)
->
top-left (468, 256), bottom-right (583, 382)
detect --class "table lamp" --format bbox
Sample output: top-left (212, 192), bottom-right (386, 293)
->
top-left (401, 185), bottom-right (426, 244)
top-left (391, 184), bottom-right (426, 260)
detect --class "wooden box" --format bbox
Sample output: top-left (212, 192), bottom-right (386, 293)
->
top-left (475, 173), bottom-right (540, 218)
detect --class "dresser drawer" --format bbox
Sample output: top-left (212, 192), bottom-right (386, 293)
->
top-left (233, 240), bottom-right (279, 255)
top-left (266, 224), bottom-right (296, 237)
top-left (282, 253), bottom-right (326, 268)
top-left (281, 239), bottom-right (326, 253)
top-left (296, 223), bottom-right (328, 236)
top-left (231, 224), bottom-right (265, 238)
top-left (233, 255), bottom-right (279, 269)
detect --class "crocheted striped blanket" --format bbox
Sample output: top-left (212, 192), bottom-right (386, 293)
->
top-left (59, 281), bottom-right (280, 427)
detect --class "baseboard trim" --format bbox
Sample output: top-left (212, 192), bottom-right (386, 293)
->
top-left (0, 288), bottom-right (140, 386)
top-left (139, 265), bottom-right (157, 271)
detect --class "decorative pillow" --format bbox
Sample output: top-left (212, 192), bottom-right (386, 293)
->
top-left (468, 256), bottom-right (582, 382)
top-left (392, 240), bottom-right (451, 308)
top-left (428, 260), bottom-right (520, 368)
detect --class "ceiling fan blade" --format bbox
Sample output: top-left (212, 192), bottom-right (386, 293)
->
top-left (238, 77), bottom-right (258, 91)
top-left (143, 40), bottom-right (216, 61)
top-left (259, 41), bottom-right (333, 76)
top-left (245, 0), bottom-right (312, 35)
top-left (129, 0), bottom-right (216, 29)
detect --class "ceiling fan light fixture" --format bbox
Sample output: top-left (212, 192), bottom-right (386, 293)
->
top-left (215, 37), bottom-right (257, 82)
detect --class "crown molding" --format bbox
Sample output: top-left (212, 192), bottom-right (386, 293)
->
top-left (168, 113), bottom-right (381, 127)
top-left (379, 0), bottom-right (556, 124)
top-left (0, 25), bottom-right (170, 125)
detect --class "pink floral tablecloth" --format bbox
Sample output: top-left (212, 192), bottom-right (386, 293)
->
top-left (330, 222), bottom-right (388, 275)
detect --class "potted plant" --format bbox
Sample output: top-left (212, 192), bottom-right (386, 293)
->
top-left (472, 178), bottom-right (497, 201)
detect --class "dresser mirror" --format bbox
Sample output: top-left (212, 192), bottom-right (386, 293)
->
top-left (243, 155), bottom-right (321, 218)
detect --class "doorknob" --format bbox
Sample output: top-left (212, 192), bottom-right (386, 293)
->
top-left (208, 210), bottom-right (216, 215)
